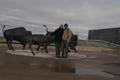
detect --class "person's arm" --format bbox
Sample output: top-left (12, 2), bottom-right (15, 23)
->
top-left (68, 28), bottom-right (73, 42)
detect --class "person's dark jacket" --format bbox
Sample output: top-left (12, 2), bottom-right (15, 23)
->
top-left (52, 27), bottom-right (64, 43)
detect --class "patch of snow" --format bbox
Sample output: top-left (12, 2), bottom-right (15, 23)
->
top-left (7, 49), bottom-right (88, 59)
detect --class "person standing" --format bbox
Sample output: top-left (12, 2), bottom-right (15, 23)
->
top-left (52, 24), bottom-right (64, 58)
top-left (62, 24), bottom-right (73, 58)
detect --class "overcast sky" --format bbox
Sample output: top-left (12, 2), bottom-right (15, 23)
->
top-left (0, 0), bottom-right (120, 39)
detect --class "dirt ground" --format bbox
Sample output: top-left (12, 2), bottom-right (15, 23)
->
top-left (0, 44), bottom-right (120, 80)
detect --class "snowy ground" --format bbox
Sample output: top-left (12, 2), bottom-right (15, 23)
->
top-left (7, 49), bottom-right (88, 59)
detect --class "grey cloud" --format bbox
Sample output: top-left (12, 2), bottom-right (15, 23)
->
top-left (0, 0), bottom-right (120, 39)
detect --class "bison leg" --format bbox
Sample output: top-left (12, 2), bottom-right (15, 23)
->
top-left (29, 44), bottom-right (35, 55)
top-left (73, 47), bottom-right (77, 53)
top-left (22, 42), bottom-right (27, 50)
top-left (70, 45), bottom-right (77, 53)
top-left (28, 41), bottom-right (35, 55)
top-left (9, 41), bottom-right (15, 51)
top-left (44, 44), bottom-right (48, 53)
top-left (23, 44), bottom-right (27, 50)
top-left (21, 41), bottom-right (27, 50)
top-left (36, 45), bottom-right (41, 51)
top-left (67, 47), bottom-right (71, 52)
top-left (6, 40), bottom-right (12, 50)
